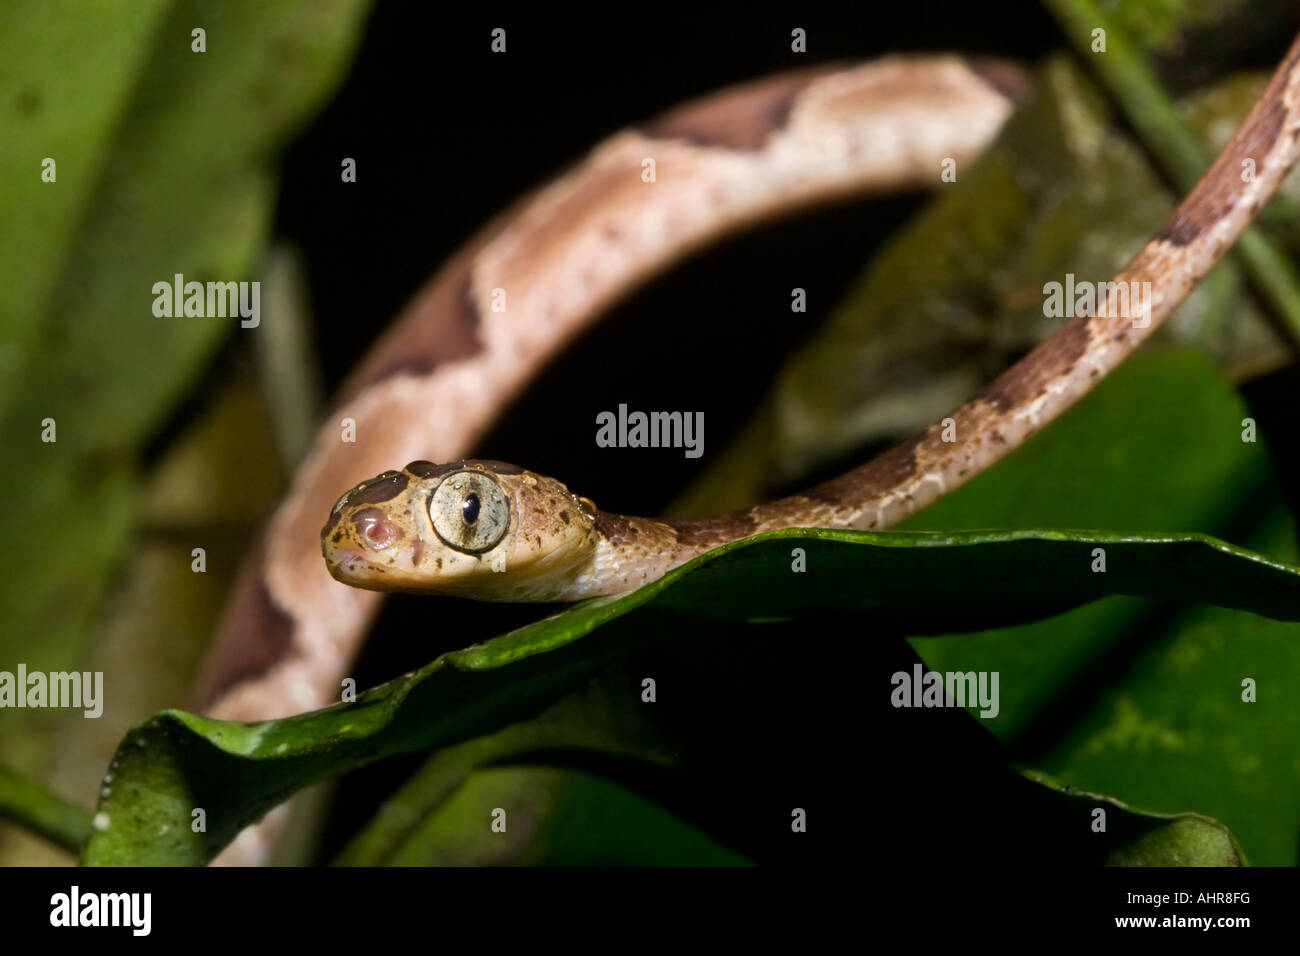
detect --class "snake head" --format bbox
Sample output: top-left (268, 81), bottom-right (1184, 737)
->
top-left (321, 459), bottom-right (601, 600)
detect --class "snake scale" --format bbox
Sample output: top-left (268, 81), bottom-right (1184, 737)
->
top-left (195, 40), bottom-right (1300, 862)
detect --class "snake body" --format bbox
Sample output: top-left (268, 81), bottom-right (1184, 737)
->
top-left (194, 42), bottom-right (1300, 863)
top-left (194, 55), bottom-right (1023, 719)
top-left (321, 37), bottom-right (1300, 603)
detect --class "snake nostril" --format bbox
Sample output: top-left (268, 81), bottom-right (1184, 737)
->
top-left (352, 507), bottom-right (398, 551)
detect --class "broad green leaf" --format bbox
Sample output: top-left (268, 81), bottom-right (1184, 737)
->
top-left (0, 0), bottom-right (371, 793)
top-left (902, 351), bottom-right (1261, 536)
top-left (904, 350), bottom-right (1300, 863)
top-left (1017, 769), bottom-right (1245, 866)
top-left (82, 520), bottom-right (1300, 864)
top-left (1040, 513), bottom-right (1300, 865)
top-left (9, 376), bottom-right (286, 864)
top-left (905, 349), bottom-right (1275, 737)
top-left (336, 637), bottom-right (1244, 867)
top-left (0, 0), bottom-right (170, 409)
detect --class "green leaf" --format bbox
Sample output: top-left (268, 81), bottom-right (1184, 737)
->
top-left (1039, 513), bottom-right (1300, 866)
top-left (0, 0), bottom-right (371, 783)
top-left (901, 351), bottom-right (1261, 536)
top-left (0, 0), bottom-right (171, 405)
top-left (904, 348), bottom-right (1300, 863)
top-left (904, 350), bottom-right (1275, 738)
top-left (82, 518), bottom-right (1300, 864)
top-left (0, 763), bottom-right (94, 856)
top-left (337, 639), bottom-right (1245, 867)
top-left (1017, 769), bottom-right (1245, 866)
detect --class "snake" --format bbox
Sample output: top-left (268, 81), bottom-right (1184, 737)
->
top-left (319, 40), bottom-right (1300, 604)
top-left (192, 55), bottom-right (1027, 721)
top-left (193, 41), bottom-right (1300, 862)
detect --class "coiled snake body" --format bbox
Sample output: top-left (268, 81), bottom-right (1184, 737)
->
top-left (319, 43), bottom-right (1300, 603)
top-left (194, 56), bottom-right (1025, 716)
top-left (194, 43), bottom-right (1300, 862)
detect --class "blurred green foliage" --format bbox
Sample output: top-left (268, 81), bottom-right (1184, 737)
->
top-left (0, 0), bottom-right (370, 859)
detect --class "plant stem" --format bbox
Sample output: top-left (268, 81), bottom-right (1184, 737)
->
top-left (0, 763), bottom-right (94, 856)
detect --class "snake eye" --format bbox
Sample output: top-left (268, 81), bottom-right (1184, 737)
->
top-left (428, 471), bottom-right (509, 554)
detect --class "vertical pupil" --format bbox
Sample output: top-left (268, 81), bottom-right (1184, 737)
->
top-left (462, 492), bottom-right (481, 524)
